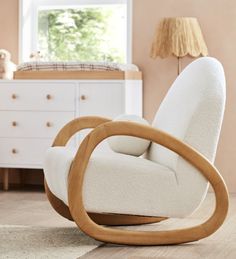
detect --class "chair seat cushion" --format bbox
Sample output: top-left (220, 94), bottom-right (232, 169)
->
top-left (44, 147), bottom-right (185, 218)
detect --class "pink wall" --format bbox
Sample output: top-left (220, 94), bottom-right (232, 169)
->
top-left (0, 0), bottom-right (236, 192)
top-left (0, 0), bottom-right (19, 63)
top-left (133, 0), bottom-right (236, 192)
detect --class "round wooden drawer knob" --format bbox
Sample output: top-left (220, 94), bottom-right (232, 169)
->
top-left (11, 94), bottom-right (18, 99)
top-left (12, 148), bottom-right (18, 154)
top-left (12, 121), bottom-right (18, 127)
top-left (46, 94), bottom-right (52, 100)
top-left (81, 95), bottom-right (86, 100)
top-left (46, 122), bottom-right (53, 127)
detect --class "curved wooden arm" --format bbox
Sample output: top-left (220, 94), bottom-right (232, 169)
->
top-left (45, 116), bottom-right (165, 225)
top-left (68, 121), bottom-right (229, 245)
top-left (52, 116), bottom-right (111, 146)
top-left (44, 116), bottom-right (111, 220)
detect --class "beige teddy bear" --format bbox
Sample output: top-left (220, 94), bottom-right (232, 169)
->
top-left (0, 49), bottom-right (16, 80)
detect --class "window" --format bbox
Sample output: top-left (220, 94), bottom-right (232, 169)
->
top-left (19, 0), bottom-right (132, 63)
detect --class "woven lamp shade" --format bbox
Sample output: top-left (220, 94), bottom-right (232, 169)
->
top-left (150, 17), bottom-right (208, 59)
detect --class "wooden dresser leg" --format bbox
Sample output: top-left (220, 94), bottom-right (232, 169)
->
top-left (3, 168), bottom-right (9, 191)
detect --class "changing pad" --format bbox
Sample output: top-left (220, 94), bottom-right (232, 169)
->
top-left (17, 61), bottom-right (139, 72)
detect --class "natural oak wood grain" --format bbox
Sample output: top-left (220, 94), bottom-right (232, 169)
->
top-left (14, 71), bottom-right (142, 80)
top-left (88, 213), bottom-right (167, 226)
top-left (3, 168), bottom-right (9, 191)
top-left (44, 180), bottom-right (73, 221)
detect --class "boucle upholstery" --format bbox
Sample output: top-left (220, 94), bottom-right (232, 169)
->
top-left (147, 57), bottom-right (225, 213)
top-left (44, 147), bottom-right (180, 217)
top-left (107, 114), bottom-right (151, 156)
top-left (44, 57), bottom-right (225, 218)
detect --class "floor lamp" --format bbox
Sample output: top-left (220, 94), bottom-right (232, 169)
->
top-left (150, 17), bottom-right (208, 75)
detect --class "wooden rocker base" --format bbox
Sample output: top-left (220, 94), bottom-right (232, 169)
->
top-left (45, 181), bottom-right (167, 226)
top-left (89, 212), bottom-right (167, 226)
top-left (44, 116), bottom-right (229, 246)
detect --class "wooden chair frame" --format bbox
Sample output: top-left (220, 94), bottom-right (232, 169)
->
top-left (44, 116), bottom-right (229, 245)
top-left (45, 117), bottom-right (166, 226)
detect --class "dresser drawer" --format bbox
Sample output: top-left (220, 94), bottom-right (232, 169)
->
top-left (0, 83), bottom-right (76, 111)
top-left (0, 111), bottom-right (75, 138)
top-left (0, 139), bottom-right (53, 166)
top-left (0, 138), bottom-right (77, 167)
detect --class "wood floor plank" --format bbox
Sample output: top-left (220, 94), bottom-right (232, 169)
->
top-left (0, 191), bottom-right (235, 258)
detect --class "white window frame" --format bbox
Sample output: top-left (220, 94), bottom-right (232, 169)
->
top-left (19, 0), bottom-right (132, 63)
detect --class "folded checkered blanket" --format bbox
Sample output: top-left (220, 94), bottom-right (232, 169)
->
top-left (17, 62), bottom-right (139, 72)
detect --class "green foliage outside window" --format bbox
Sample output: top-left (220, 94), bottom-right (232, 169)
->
top-left (38, 8), bottom-right (125, 62)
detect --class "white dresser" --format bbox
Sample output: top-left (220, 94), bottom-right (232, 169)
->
top-left (0, 79), bottom-right (142, 189)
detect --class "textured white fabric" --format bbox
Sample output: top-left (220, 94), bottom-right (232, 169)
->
top-left (44, 147), bottom-right (184, 217)
top-left (147, 57), bottom-right (226, 212)
top-left (44, 57), bottom-right (226, 218)
top-left (107, 114), bottom-right (151, 156)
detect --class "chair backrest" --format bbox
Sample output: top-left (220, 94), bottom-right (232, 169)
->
top-left (147, 57), bottom-right (226, 215)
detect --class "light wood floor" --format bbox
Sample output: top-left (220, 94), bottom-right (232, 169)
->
top-left (0, 190), bottom-right (236, 259)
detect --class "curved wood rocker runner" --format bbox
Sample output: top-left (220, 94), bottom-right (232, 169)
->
top-left (44, 116), bottom-right (229, 245)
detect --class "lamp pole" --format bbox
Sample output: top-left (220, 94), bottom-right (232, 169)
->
top-left (178, 57), bottom-right (182, 75)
